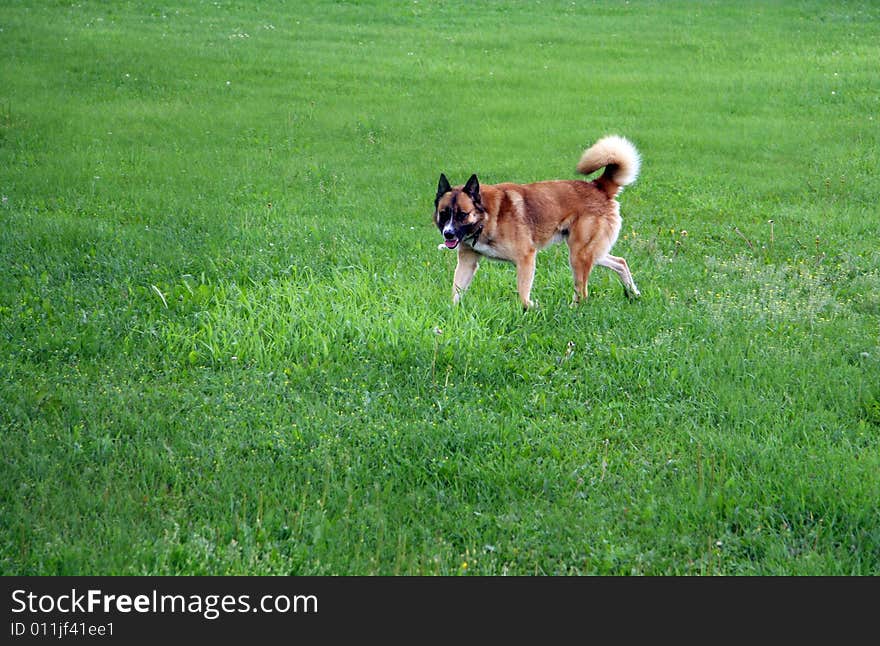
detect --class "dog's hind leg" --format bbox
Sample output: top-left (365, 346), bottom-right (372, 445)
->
top-left (568, 245), bottom-right (596, 305)
top-left (567, 216), bottom-right (607, 305)
top-left (452, 246), bottom-right (480, 305)
top-left (596, 254), bottom-right (640, 298)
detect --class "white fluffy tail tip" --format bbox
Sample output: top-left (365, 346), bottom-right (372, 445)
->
top-left (577, 135), bottom-right (641, 186)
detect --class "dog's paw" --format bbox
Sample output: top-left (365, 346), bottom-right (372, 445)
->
top-left (570, 292), bottom-right (586, 307)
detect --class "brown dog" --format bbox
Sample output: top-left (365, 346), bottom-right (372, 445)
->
top-left (434, 135), bottom-right (641, 309)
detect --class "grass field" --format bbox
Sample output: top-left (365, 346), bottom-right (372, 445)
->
top-left (1, 0), bottom-right (878, 575)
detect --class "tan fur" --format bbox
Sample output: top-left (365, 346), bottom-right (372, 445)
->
top-left (434, 136), bottom-right (641, 309)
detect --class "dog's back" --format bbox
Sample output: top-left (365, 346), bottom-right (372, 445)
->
top-left (478, 180), bottom-right (612, 250)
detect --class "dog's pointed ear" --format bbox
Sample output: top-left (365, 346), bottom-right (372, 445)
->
top-left (463, 174), bottom-right (481, 204)
top-left (435, 173), bottom-right (451, 205)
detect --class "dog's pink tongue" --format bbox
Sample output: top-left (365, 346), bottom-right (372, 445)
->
top-left (445, 239), bottom-right (458, 249)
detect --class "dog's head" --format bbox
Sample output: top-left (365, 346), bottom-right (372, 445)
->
top-left (434, 173), bottom-right (485, 250)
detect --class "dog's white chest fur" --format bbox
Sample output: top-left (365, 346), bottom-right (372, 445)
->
top-left (471, 239), bottom-right (507, 260)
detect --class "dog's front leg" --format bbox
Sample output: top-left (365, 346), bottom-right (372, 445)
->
top-left (515, 250), bottom-right (537, 310)
top-left (452, 246), bottom-right (480, 304)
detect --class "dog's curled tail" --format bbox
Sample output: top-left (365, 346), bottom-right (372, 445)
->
top-left (576, 135), bottom-right (641, 197)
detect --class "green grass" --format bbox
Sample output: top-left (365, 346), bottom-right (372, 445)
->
top-left (1, 0), bottom-right (878, 575)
